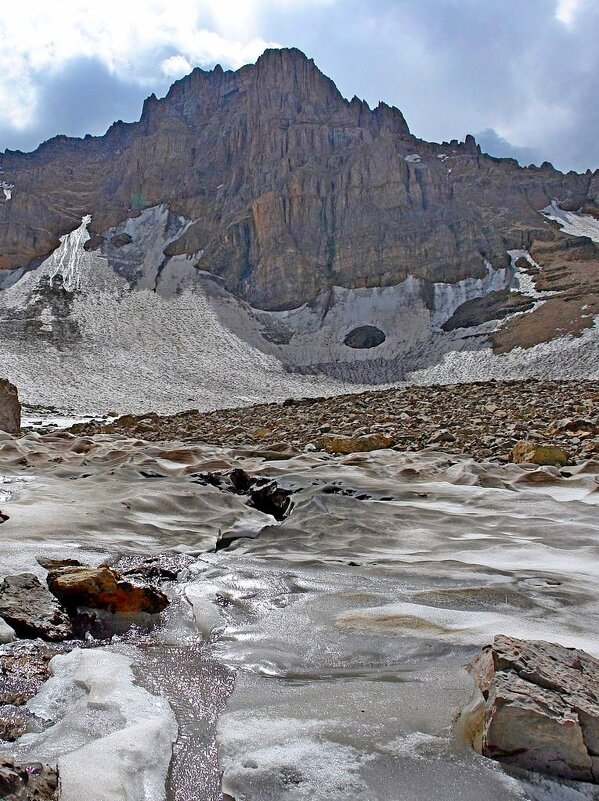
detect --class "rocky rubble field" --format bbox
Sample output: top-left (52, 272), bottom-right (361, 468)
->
top-left (72, 379), bottom-right (599, 464)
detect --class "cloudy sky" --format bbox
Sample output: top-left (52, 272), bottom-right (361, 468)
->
top-left (1, 0), bottom-right (598, 172)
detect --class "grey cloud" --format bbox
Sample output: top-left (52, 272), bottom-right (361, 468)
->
top-left (475, 129), bottom-right (542, 167)
top-left (0, 56), bottom-right (172, 153)
top-left (2, 2), bottom-right (599, 172)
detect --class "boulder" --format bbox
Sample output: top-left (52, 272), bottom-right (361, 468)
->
top-left (0, 574), bottom-right (73, 641)
top-left (470, 634), bottom-right (599, 782)
top-left (46, 565), bottom-right (168, 614)
top-left (428, 429), bottom-right (457, 444)
top-left (0, 757), bottom-right (58, 801)
top-left (510, 441), bottom-right (569, 466)
top-left (0, 379), bottom-right (20, 434)
top-left (317, 433), bottom-right (395, 454)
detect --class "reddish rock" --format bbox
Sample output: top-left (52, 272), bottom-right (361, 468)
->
top-left (46, 565), bottom-right (168, 614)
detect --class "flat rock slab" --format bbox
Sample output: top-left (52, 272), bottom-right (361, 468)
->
top-left (471, 634), bottom-right (599, 783)
top-left (0, 574), bottom-right (73, 641)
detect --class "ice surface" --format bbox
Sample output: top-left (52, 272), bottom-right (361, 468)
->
top-left (46, 215), bottom-right (91, 291)
top-left (2, 439), bottom-right (599, 800)
top-left (4, 647), bottom-right (177, 801)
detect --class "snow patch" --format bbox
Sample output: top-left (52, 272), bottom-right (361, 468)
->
top-left (404, 154), bottom-right (422, 163)
top-left (507, 249), bottom-right (557, 300)
top-left (47, 215), bottom-right (92, 291)
top-left (0, 180), bottom-right (14, 201)
top-left (8, 647), bottom-right (177, 801)
top-left (542, 201), bottom-right (599, 243)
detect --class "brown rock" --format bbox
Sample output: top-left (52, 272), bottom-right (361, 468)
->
top-left (470, 635), bottom-right (599, 783)
top-left (317, 433), bottom-right (395, 454)
top-left (1, 49), bottom-right (596, 314)
top-left (46, 565), bottom-right (168, 614)
top-left (510, 441), bottom-right (569, 466)
top-left (428, 429), bottom-right (457, 444)
top-left (0, 757), bottom-right (58, 800)
top-left (0, 379), bottom-right (20, 434)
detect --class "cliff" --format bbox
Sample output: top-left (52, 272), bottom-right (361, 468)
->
top-left (1, 47), bottom-right (597, 310)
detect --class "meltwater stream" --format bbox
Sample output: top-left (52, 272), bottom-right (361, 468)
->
top-left (0, 431), bottom-right (598, 801)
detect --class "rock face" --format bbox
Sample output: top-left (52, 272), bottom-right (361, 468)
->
top-left (470, 635), bottom-right (599, 783)
top-left (0, 574), bottom-right (73, 641)
top-left (0, 379), bottom-right (20, 434)
top-left (1, 47), bottom-right (597, 312)
top-left (46, 565), bottom-right (168, 614)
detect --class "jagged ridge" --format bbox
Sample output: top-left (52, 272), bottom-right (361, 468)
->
top-left (1, 47), bottom-right (598, 310)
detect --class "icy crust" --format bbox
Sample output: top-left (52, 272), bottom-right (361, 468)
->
top-left (406, 320), bottom-right (599, 384)
top-left (2, 440), bottom-right (599, 800)
top-left (542, 201), bottom-right (599, 243)
top-left (4, 647), bottom-right (177, 801)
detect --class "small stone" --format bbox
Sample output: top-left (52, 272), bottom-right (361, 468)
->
top-left (428, 429), bottom-right (456, 444)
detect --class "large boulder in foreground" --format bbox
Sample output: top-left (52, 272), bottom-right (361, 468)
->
top-left (46, 565), bottom-right (168, 614)
top-left (470, 635), bottom-right (599, 783)
top-left (0, 574), bottom-right (73, 641)
top-left (0, 379), bottom-right (20, 434)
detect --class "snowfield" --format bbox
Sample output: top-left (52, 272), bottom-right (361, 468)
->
top-left (0, 208), bottom-right (597, 414)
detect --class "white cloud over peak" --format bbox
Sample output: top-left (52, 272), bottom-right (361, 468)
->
top-left (0, 1), bottom-right (286, 130)
top-left (1, 0), bottom-right (598, 172)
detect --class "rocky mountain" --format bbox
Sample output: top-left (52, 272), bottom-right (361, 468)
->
top-left (0, 48), bottom-right (598, 412)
